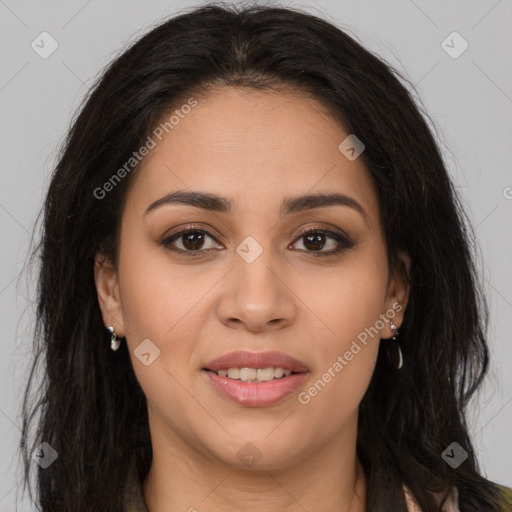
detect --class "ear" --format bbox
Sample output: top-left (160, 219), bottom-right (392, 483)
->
top-left (94, 252), bottom-right (126, 338)
top-left (382, 250), bottom-right (410, 338)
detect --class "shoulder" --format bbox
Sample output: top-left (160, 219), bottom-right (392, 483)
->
top-left (403, 484), bottom-right (459, 512)
top-left (497, 484), bottom-right (512, 508)
top-left (404, 483), bottom-right (512, 511)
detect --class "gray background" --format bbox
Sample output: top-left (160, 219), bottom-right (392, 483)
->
top-left (1, 0), bottom-right (511, 510)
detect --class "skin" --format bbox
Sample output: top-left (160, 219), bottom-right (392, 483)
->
top-left (94, 86), bottom-right (410, 512)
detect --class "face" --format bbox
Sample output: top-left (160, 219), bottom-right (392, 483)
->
top-left (95, 86), bottom-right (409, 471)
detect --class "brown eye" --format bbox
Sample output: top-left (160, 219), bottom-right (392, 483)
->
top-left (290, 229), bottom-right (354, 257)
top-left (162, 229), bottom-right (223, 254)
top-left (303, 232), bottom-right (328, 251)
top-left (161, 226), bottom-right (354, 258)
top-left (180, 231), bottom-right (206, 250)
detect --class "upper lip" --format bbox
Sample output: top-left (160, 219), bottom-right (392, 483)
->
top-left (203, 350), bottom-right (309, 372)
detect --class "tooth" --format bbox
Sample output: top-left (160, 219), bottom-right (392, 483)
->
top-left (217, 367), bottom-right (297, 380)
top-left (227, 368), bottom-right (240, 379)
top-left (256, 367), bottom-right (275, 381)
top-left (239, 367), bottom-right (257, 381)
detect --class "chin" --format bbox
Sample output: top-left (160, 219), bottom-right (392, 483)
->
top-left (204, 435), bottom-right (304, 471)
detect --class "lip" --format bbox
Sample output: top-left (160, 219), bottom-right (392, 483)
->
top-left (202, 350), bottom-right (309, 407)
top-left (204, 371), bottom-right (309, 407)
top-left (203, 350), bottom-right (309, 372)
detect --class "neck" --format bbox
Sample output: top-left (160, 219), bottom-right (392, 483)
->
top-left (142, 411), bottom-right (366, 512)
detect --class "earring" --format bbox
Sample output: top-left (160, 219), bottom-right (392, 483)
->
top-left (107, 325), bottom-right (121, 351)
top-left (386, 322), bottom-right (403, 370)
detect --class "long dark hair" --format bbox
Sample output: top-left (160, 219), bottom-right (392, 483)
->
top-left (19, 2), bottom-right (505, 511)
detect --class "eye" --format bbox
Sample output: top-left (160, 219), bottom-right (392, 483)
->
top-left (161, 226), bottom-right (223, 255)
top-left (161, 225), bottom-right (354, 257)
top-left (289, 228), bottom-right (354, 257)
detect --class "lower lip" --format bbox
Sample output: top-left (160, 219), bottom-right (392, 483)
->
top-left (204, 371), bottom-right (308, 407)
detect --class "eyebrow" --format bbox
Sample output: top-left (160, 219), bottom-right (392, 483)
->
top-left (144, 189), bottom-right (370, 225)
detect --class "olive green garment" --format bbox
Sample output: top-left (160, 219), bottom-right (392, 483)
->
top-left (499, 485), bottom-right (512, 510)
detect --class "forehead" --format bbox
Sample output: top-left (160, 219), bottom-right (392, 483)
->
top-left (125, 86), bottom-right (379, 220)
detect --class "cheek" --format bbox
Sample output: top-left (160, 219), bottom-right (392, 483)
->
top-left (300, 247), bottom-right (389, 352)
top-left (117, 226), bottom-right (211, 342)
top-left (295, 345), bottom-right (378, 451)
top-left (294, 248), bottom-right (387, 415)
top-left (116, 232), bottom-right (202, 393)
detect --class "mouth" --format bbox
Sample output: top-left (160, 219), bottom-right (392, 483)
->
top-left (203, 350), bottom-right (309, 374)
top-left (203, 366), bottom-right (302, 382)
top-left (202, 351), bottom-right (309, 407)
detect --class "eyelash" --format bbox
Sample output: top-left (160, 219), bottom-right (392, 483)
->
top-left (160, 224), bottom-right (354, 258)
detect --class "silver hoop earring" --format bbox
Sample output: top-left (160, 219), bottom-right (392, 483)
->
top-left (107, 325), bottom-right (121, 351)
top-left (386, 322), bottom-right (403, 370)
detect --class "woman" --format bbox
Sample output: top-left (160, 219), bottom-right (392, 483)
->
top-left (19, 3), bottom-right (512, 511)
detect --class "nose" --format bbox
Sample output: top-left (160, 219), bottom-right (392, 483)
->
top-left (216, 245), bottom-right (298, 332)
